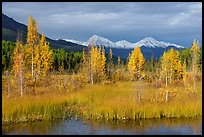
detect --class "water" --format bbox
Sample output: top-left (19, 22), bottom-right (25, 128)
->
top-left (2, 118), bottom-right (202, 135)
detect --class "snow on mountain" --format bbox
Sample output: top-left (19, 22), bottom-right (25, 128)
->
top-left (63, 35), bottom-right (184, 49)
top-left (115, 40), bottom-right (136, 48)
top-left (63, 39), bottom-right (88, 46)
top-left (135, 37), bottom-right (184, 48)
top-left (86, 34), bottom-right (115, 47)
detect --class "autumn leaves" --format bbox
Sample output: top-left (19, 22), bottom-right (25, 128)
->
top-left (127, 47), bottom-right (145, 81)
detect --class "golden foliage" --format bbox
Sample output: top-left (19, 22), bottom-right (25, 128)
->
top-left (24, 16), bottom-right (40, 71)
top-left (12, 31), bottom-right (24, 78)
top-left (161, 48), bottom-right (184, 82)
top-left (127, 47), bottom-right (145, 81)
top-left (90, 43), bottom-right (106, 83)
top-left (34, 34), bottom-right (53, 77)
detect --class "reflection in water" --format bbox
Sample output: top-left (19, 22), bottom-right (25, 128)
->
top-left (2, 118), bottom-right (202, 135)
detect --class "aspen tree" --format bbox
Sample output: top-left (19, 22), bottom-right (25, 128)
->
top-left (108, 48), bottom-right (113, 81)
top-left (89, 43), bottom-right (106, 84)
top-left (191, 39), bottom-right (199, 92)
top-left (183, 60), bottom-right (187, 86)
top-left (35, 33), bottom-right (52, 77)
top-left (90, 42), bottom-right (95, 84)
top-left (82, 49), bottom-right (86, 67)
top-left (161, 51), bottom-right (170, 102)
top-left (168, 49), bottom-right (174, 83)
top-left (13, 30), bottom-right (24, 97)
top-left (101, 46), bottom-right (106, 80)
top-left (128, 47), bottom-right (145, 81)
top-left (79, 49), bottom-right (89, 83)
top-left (25, 16), bottom-right (39, 83)
top-left (117, 56), bottom-right (121, 68)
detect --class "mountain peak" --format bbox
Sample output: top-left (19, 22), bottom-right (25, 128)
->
top-left (91, 34), bottom-right (100, 38)
top-left (87, 34), bottom-right (115, 47)
top-left (140, 37), bottom-right (158, 43)
top-left (136, 37), bottom-right (184, 48)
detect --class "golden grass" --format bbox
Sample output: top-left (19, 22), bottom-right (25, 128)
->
top-left (2, 74), bottom-right (202, 124)
top-left (67, 80), bottom-right (202, 121)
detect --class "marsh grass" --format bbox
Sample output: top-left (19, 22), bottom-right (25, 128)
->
top-left (69, 81), bottom-right (202, 121)
top-left (2, 74), bottom-right (202, 124)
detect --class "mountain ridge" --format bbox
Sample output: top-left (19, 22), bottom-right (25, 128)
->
top-left (63, 34), bottom-right (184, 49)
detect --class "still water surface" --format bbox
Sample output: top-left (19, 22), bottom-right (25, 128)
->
top-left (2, 118), bottom-right (202, 135)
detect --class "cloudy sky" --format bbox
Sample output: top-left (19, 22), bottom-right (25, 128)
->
top-left (2, 2), bottom-right (202, 47)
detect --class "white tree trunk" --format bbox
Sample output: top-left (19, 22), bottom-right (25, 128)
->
top-left (32, 49), bottom-right (34, 81)
top-left (7, 70), bottom-right (10, 98)
top-left (193, 75), bottom-right (196, 93)
top-left (165, 75), bottom-right (168, 102)
top-left (91, 71), bottom-right (93, 84)
top-left (20, 67), bottom-right (23, 98)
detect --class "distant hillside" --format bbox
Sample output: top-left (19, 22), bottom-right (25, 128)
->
top-left (2, 13), bottom-right (87, 52)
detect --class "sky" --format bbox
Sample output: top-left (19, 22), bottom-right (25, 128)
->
top-left (2, 2), bottom-right (202, 48)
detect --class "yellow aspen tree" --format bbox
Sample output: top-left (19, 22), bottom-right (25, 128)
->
top-left (161, 51), bottom-right (170, 102)
top-left (90, 42), bottom-right (95, 84)
top-left (100, 46), bottom-right (106, 81)
top-left (117, 56), bottom-right (121, 68)
top-left (96, 46), bottom-right (101, 80)
top-left (37, 33), bottom-right (53, 77)
top-left (191, 39), bottom-right (199, 92)
top-left (12, 30), bottom-right (24, 97)
top-left (79, 49), bottom-right (89, 83)
top-left (171, 49), bottom-right (182, 80)
top-left (126, 52), bottom-right (131, 71)
top-left (182, 61), bottom-right (187, 86)
top-left (89, 44), bottom-right (106, 83)
top-left (128, 47), bottom-right (145, 102)
top-left (108, 48), bottom-right (113, 80)
top-left (174, 51), bottom-right (183, 80)
top-left (127, 52), bottom-right (131, 63)
top-left (164, 48), bottom-right (183, 82)
top-left (25, 16), bottom-right (39, 82)
top-left (109, 48), bottom-right (113, 64)
top-left (93, 46), bottom-right (99, 82)
top-left (128, 47), bottom-right (145, 81)
top-left (138, 48), bottom-right (145, 79)
top-left (168, 48), bottom-right (175, 83)
top-left (115, 56), bottom-right (121, 82)
top-left (82, 49), bottom-right (86, 67)
top-left (128, 51), bottom-right (136, 81)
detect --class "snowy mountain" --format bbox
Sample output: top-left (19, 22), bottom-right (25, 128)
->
top-left (86, 35), bottom-right (115, 48)
top-left (63, 35), bottom-right (184, 49)
top-left (135, 37), bottom-right (184, 49)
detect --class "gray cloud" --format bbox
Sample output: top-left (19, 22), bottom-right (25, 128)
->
top-left (2, 2), bottom-right (202, 47)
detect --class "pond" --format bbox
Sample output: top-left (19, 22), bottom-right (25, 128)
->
top-left (2, 118), bottom-right (202, 135)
